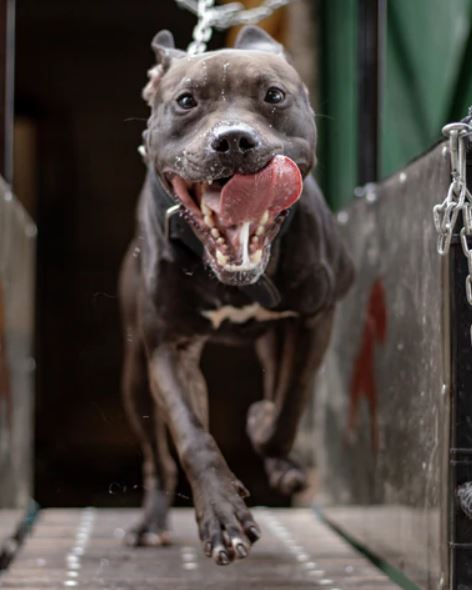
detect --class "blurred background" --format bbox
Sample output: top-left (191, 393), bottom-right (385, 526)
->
top-left (11, 0), bottom-right (318, 509)
top-left (3, 0), bottom-right (472, 510)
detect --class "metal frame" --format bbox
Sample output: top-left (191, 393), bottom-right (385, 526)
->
top-left (0, 0), bottom-right (15, 183)
top-left (315, 141), bottom-right (452, 589)
top-left (357, 0), bottom-right (386, 185)
top-left (449, 153), bottom-right (472, 588)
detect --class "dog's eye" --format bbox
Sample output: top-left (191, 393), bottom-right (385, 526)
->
top-left (264, 87), bottom-right (285, 104)
top-left (176, 93), bottom-right (197, 110)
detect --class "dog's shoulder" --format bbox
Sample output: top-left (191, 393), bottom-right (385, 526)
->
top-left (277, 174), bottom-right (354, 314)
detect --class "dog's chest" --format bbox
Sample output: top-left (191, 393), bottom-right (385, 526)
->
top-left (201, 302), bottom-right (298, 330)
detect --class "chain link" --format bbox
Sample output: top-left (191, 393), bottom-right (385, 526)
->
top-left (187, 0), bottom-right (216, 55)
top-left (433, 120), bottom-right (472, 343)
top-left (177, 0), bottom-right (296, 55)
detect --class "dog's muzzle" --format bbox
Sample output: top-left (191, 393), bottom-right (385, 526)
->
top-left (167, 155), bottom-right (303, 286)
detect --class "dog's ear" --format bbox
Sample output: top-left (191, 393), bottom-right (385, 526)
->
top-left (143, 30), bottom-right (186, 106)
top-left (151, 30), bottom-right (186, 65)
top-left (234, 26), bottom-right (284, 56)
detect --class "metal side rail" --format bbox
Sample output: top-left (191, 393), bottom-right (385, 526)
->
top-left (0, 508), bottom-right (400, 589)
top-left (0, 502), bottom-right (38, 570)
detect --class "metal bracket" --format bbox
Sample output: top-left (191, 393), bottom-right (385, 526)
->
top-left (165, 204), bottom-right (182, 241)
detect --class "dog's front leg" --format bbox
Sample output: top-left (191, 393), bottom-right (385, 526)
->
top-left (148, 338), bottom-right (260, 565)
top-left (248, 310), bottom-right (334, 494)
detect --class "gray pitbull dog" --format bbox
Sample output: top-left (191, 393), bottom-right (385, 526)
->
top-left (119, 26), bottom-right (353, 566)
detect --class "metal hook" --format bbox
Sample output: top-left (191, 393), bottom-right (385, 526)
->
top-left (165, 204), bottom-right (182, 241)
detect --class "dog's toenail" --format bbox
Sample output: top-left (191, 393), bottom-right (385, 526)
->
top-left (247, 526), bottom-right (261, 542)
top-left (236, 543), bottom-right (248, 558)
top-left (218, 551), bottom-right (229, 565)
top-left (235, 481), bottom-right (250, 498)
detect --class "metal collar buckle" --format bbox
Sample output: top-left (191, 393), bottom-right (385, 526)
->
top-left (165, 204), bottom-right (182, 241)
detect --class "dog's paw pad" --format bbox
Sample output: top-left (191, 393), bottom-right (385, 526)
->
top-left (246, 400), bottom-right (276, 451)
top-left (265, 457), bottom-right (307, 496)
top-left (124, 528), bottom-right (171, 548)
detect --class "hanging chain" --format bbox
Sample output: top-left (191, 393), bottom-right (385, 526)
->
top-left (177, 0), bottom-right (296, 55)
top-left (186, 0), bottom-right (216, 55)
top-left (433, 119), bottom-right (472, 343)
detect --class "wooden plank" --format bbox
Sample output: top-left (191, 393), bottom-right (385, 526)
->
top-left (0, 508), bottom-right (400, 589)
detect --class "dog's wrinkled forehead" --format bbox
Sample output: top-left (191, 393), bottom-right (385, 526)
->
top-left (143, 26), bottom-right (305, 107)
top-left (161, 51), bottom-right (301, 97)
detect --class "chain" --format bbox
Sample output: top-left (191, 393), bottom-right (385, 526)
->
top-left (186, 0), bottom-right (216, 55)
top-left (177, 0), bottom-right (296, 55)
top-left (433, 120), bottom-right (472, 343)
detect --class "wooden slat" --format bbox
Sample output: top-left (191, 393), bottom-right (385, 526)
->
top-left (0, 509), bottom-right (400, 589)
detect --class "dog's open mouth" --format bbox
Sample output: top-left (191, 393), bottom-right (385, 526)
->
top-left (166, 155), bottom-right (303, 285)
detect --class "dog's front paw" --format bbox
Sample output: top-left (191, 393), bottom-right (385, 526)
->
top-left (265, 456), bottom-right (307, 496)
top-left (193, 474), bottom-right (260, 566)
top-left (246, 400), bottom-right (276, 453)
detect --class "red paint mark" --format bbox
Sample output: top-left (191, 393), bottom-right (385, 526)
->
top-left (0, 282), bottom-right (12, 430)
top-left (347, 279), bottom-right (387, 454)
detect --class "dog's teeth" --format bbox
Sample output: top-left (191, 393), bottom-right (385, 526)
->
top-left (217, 237), bottom-right (225, 245)
top-left (251, 249), bottom-right (262, 264)
top-left (216, 250), bottom-right (229, 265)
top-left (251, 235), bottom-right (259, 244)
top-left (256, 225), bottom-right (265, 236)
top-left (260, 210), bottom-right (269, 225)
top-left (204, 214), bottom-right (215, 228)
top-left (211, 227), bottom-right (220, 238)
top-left (201, 202), bottom-right (211, 216)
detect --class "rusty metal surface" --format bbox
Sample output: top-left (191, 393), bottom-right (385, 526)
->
top-left (0, 177), bottom-right (36, 542)
top-left (315, 142), bottom-right (451, 589)
top-left (0, 508), bottom-right (399, 589)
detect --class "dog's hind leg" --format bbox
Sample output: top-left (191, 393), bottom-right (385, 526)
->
top-left (122, 336), bottom-right (177, 547)
top-left (248, 311), bottom-right (334, 496)
top-left (119, 245), bottom-right (177, 546)
top-left (251, 326), bottom-right (307, 495)
top-left (122, 340), bottom-right (177, 546)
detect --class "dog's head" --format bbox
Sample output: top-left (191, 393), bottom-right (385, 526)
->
top-left (143, 26), bottom-right (316, 286)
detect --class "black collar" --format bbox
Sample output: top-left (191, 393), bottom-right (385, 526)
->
top-left (150, 168), bottom-right (297, 308)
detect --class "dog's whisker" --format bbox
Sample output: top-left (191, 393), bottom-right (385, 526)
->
top-left (123, 117), bottom-right (148, 123)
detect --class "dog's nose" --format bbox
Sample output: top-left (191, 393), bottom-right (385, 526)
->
top-left (211, 128), bottom-right (259, 154)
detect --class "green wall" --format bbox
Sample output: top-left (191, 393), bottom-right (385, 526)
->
top-left (318, 0), bottom-right (472, 210)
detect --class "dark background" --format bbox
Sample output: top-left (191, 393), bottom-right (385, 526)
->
top-left (15, 0), bottom-right (291, 508)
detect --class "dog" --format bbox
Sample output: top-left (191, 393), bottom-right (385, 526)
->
top-left (119, 25), bottom-right (354, 566)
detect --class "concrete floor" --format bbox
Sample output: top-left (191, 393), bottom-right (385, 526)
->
top-left (0, 508), bottom-right (400, 589)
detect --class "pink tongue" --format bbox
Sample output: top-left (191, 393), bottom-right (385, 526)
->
top-left (219, 155), bottom-right (302, 226)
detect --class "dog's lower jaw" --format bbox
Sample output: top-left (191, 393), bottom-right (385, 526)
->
top-left (204, 246), bottom-right (269, 286)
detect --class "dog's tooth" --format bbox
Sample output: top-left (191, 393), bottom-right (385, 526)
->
top-left (260, 210), bottom-right (269, 226)
top-left (204, 214), bottom-right (215, 228)
top-left (211, 227), bottom-right (220, 238)
top-left (208, 179), bottom-right (213, 186)
top-left (217, 237), bottom-right (225, 245)
top-left (201, 201), bottom-right (211, 216)
top-left (256, 225), bottom-right (265, 236)
top-left (216, 250), bottom-right (229, 265)
top-left (251, 249), bottom-right (262, 264)
top-left (251, 235), bottom-right (259, 244)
